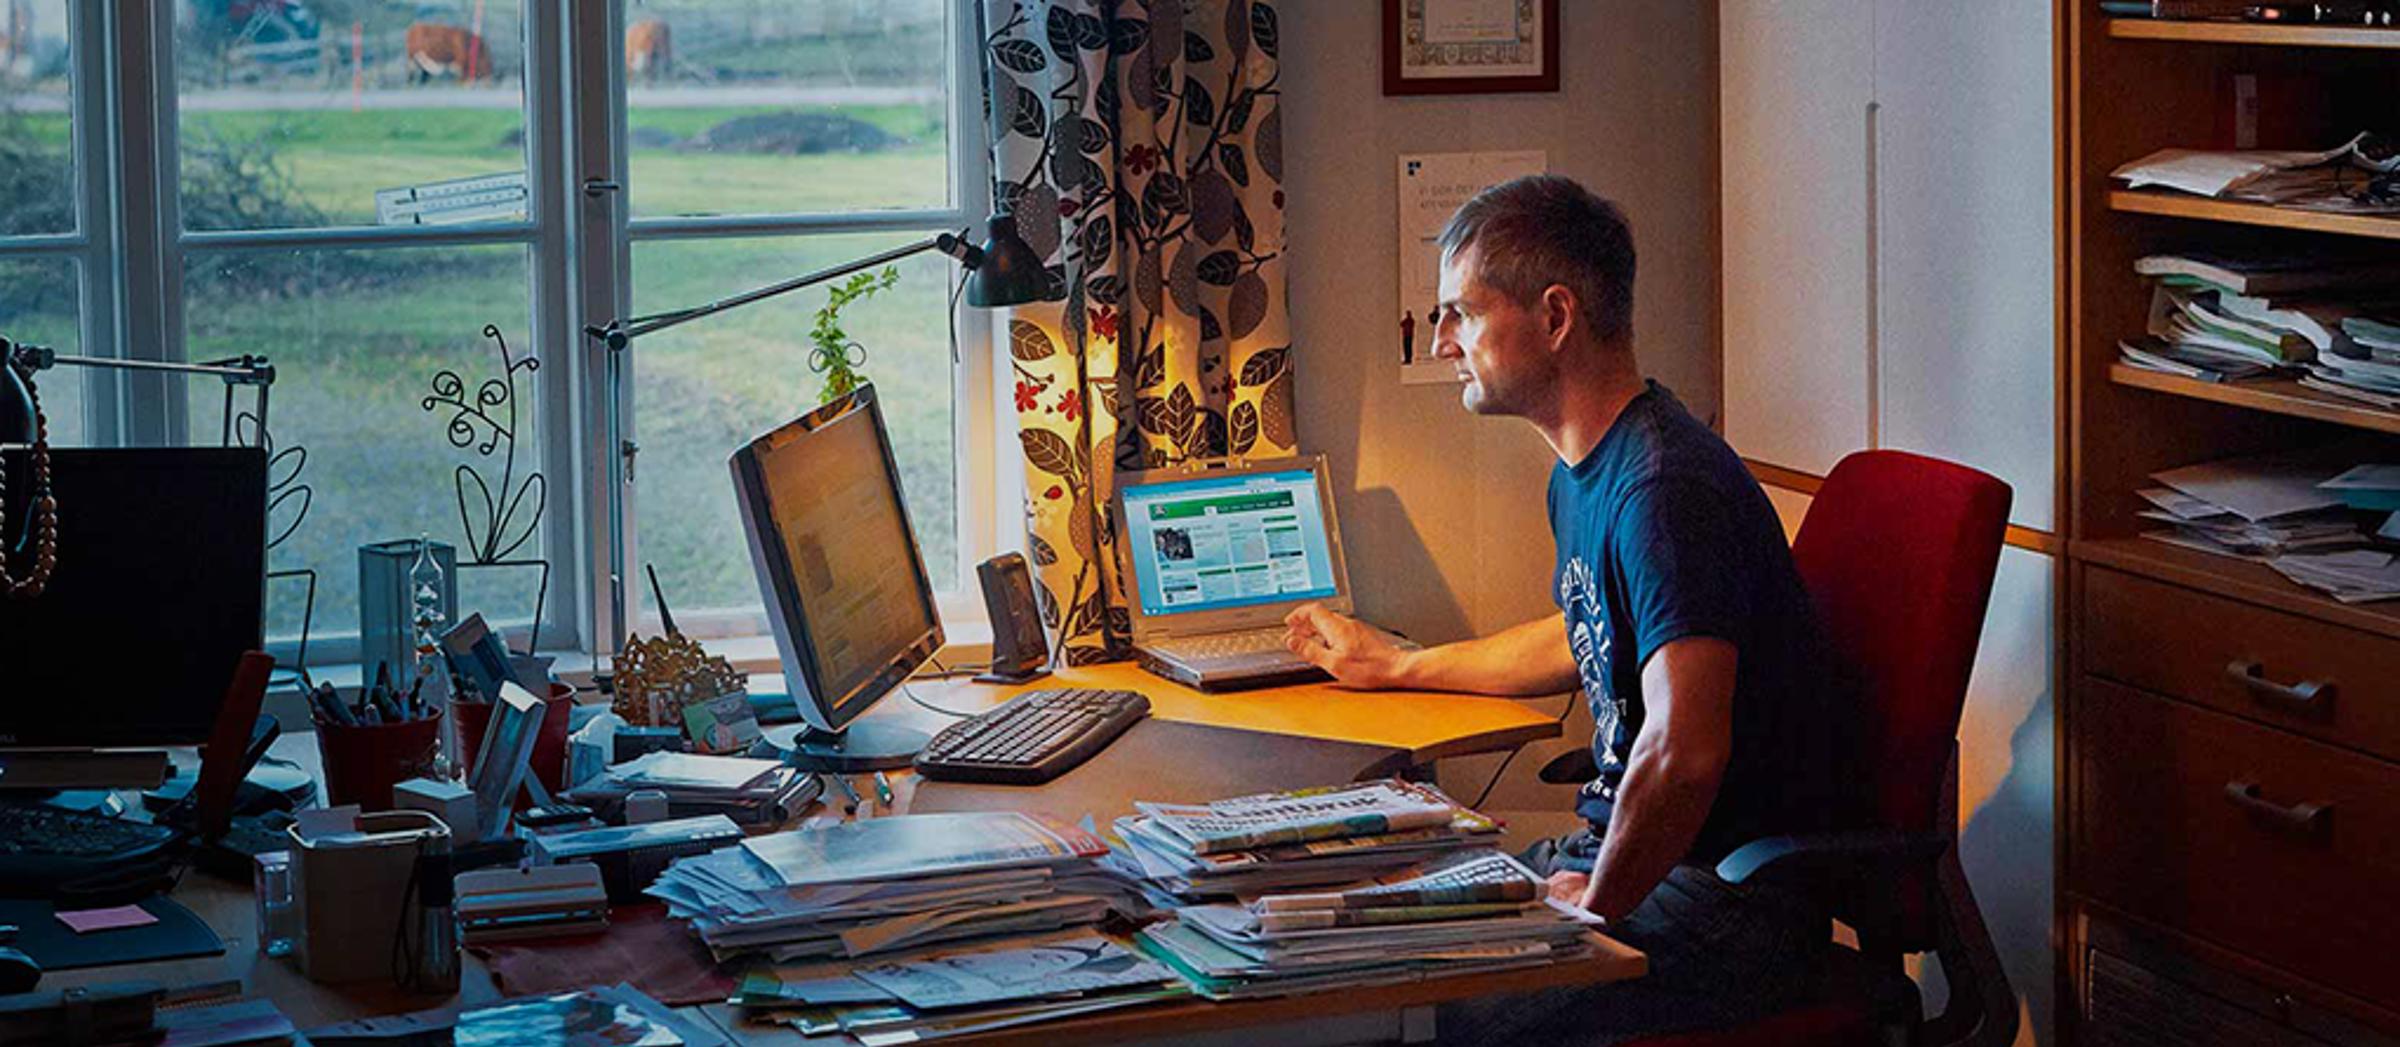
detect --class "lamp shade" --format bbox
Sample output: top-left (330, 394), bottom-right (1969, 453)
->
top-left (964, 214), bottom-right (1051, 308)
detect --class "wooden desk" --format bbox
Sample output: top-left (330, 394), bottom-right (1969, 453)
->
top-left (85, 668), bottom-right (1611, 1044)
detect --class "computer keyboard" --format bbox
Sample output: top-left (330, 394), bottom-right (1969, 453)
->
top-left (913, 688), bottom-right (1151, 785)
top-left (0, 801), bottom-right (182, 898)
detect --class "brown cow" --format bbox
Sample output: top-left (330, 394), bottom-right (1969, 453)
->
top-left (626, 18), bottom-right (670, 82)
top-left (405, 22), bottom-right (486, 84)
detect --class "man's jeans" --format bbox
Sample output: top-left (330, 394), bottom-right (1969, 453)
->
top-left (1435, 829), bottom-right (1827, 1046)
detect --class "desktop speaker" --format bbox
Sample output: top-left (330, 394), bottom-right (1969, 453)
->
top-left (975, 553), bottom-right (1051, 685)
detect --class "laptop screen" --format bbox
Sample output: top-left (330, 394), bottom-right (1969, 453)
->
top-left (1119, 467), bottom-right (1341, 617)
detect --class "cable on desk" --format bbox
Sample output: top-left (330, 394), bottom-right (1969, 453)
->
top-left (901, 681), bottom-right (979, 720)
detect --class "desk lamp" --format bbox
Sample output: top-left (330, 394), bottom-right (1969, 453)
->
top-left (581, 215), bottom-right (1050, 656)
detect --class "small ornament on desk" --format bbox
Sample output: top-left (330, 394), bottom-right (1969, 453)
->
top-left (608, 633), bottom-right (757, 753)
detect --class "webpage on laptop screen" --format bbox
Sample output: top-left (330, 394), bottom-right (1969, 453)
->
top-left (1123, 469), bottom-right (1339, 617)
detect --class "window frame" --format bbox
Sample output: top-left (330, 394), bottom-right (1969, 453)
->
top-left (75, 0), bottom-right (1004, 669)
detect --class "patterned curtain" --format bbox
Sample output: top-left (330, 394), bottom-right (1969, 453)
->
top-left (983, 0), bottom-right (1298, 666)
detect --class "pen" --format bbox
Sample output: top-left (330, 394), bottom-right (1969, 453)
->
top-left (872, 772), bottom-right (895, 808)
top-left (824, 773), bottom-right (862, 815)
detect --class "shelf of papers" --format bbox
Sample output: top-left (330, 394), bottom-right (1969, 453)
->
top-left (2075, 536), bottom-right (2400, 641)
top-left (2110, 364), bottom-right (2400, 436)
top-left (2109, 190), bottom-right (2400, 241)
top-left (2106, 19), bottom-right (2400, 50)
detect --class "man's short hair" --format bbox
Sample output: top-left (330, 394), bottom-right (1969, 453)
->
top-left (1437, 175), bottom-right (1636, 345)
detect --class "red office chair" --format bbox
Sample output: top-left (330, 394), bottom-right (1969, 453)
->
top-left (1541, 450), bottom-right (2019, 1047)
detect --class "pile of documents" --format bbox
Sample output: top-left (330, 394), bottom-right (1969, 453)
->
top-left (1113, 778), bottom-right (1504, 898)
top-left (2113, 133), bottom-right (2400, 215)
top-left (2141, 452), bottom-right (2400, 602)
top-left (1136, 848), bottom-right (1609, 1000)
top-left (2117, 253), bottom-right (2400, 393)
top-left (563, 751), bottom-right (821, 826)
top-left (647, 811), bottom-right (1146, 965)
top-left (727, 931), bottom-right (1191, 1044)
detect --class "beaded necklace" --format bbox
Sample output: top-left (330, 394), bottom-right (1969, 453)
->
top-left (1, 360), bottom-right (57, 599)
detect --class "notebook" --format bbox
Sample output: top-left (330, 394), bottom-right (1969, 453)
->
top-left (1111, 455), bottom-right (1394, 691)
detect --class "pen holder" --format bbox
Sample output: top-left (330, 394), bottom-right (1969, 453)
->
top-left (452, 682), bottom-right (576, 793)
top-left (316, 709), bottom-right (445, 811)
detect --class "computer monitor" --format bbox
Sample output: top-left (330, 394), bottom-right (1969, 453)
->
top-left (729, 385), bottom-right (942, 771)
top-left (0, 447), bottom-right (266, 754)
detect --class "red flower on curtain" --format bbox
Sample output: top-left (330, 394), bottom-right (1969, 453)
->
top-left (1124, 143), bottom-right (1160, 176)
top-left (1013, 380), bottom-right (1041, 413)
top-left (1055, 389), bottom-right (1082, 422)
top-left (1090, 305), bottom-right (1119, 342)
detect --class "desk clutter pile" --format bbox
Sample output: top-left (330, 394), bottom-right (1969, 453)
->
top-left (651, 779), bottom-right (1610, 1042)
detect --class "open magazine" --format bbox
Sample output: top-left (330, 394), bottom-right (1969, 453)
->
top-left (1135, 779), bottom-right (1460, 855)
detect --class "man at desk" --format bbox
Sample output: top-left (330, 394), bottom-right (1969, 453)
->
top-left (1284, 175), bottom-right (1853, 1044)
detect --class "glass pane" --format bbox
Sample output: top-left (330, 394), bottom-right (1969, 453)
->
top-left (0, 255), bottom-right (84, 447)
top-left (176, 2), bottom-right (529, 231)
top-left (626, 1), bottom-right (949, 219)
top-left (185, 245), bottom-right (540, 651)
top-left (631, 233), bottom-right (958, 624)
top-left (0, 0), bottom-right (76, 237)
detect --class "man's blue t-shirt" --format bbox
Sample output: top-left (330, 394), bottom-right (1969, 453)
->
top-left (1549, 381), bottom-right (1850, 864)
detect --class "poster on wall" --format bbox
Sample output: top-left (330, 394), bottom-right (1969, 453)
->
top-left (1395, 150), bottom-right (1546, 386)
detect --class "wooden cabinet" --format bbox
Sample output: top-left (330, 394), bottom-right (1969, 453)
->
top-left (2062, 11), bottom-right (2400, 1043)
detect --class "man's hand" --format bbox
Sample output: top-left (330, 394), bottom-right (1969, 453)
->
top-left (1545, 869), bottom-right (1589, 907)
top-left (1283, 602), bottom-right (1411, 689)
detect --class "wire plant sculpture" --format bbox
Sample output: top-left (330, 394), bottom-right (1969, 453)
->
top-left (233, 398), bottom-right (319, 684)
top-left (422, 324), bottom-right (550, 651)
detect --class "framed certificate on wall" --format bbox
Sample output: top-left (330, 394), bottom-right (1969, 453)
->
top-left (1382, 0), bottom-right (1560, 96)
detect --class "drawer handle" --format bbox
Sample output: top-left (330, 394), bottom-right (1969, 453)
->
top-left (2222, 780), bottom-right (2331, 835)
top-left (2224, 661), bottom-right (2334, 714)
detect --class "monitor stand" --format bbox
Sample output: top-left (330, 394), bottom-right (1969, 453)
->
top-left (0, 749), bottom-right (171, 793)
top-left (763, 721), bottom-right (927, 773)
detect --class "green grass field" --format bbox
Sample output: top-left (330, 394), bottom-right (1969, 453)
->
top-left (2, 105), bottom-right (966, 647)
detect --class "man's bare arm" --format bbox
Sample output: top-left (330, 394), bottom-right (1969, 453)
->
top-left (1283, 603), bottom-right (1579, 696)
top-left (1578, 636), bottom-right (1736, 921)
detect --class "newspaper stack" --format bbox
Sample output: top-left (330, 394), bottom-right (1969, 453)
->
top-left (564, 751), bottom-right (822, 826)
top-left (1113, 779), bottom-right (1504, 898)
top-left (1136, 849), bottom-right (1609, 1000)
top-left (2140, 453), bottom-right (2400, 603)
top-left (647, 812), bottom-right (1147, 964)
top-left (729, 931), bottom-right (1192, 1044)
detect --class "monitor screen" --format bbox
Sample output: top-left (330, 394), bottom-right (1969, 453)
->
top-left (731, 387), bottom-right (941, 736)
top-left (0, 447), bottom-right (266, 747)
top-left (1119, 468), bottom-right (1340, 617)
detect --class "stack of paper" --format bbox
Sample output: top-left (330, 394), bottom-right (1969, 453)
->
top-left (2140, 453), bottom-right (2400, 603)
top-left (729, 931), bottom-right (1192, 1044)
top-left (1113, 779), bottom-right (1503, 898)
top-left (646, 812), bottom-right (1146, 964)
top-left (1135, 849), bottom-right (1607, 1000)
top-left (2112, 134), bottom-right (2400, 214)
top-left (564, 751), bottom-right (821, 826)
top-left (2305, 317), bottom-right (2400, 408)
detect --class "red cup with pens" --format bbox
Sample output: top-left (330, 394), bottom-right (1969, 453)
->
top-left (311, 662), bottom-right (444, 810)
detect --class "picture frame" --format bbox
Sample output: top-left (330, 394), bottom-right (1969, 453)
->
top-left (1383, 0), bottom-right (1560, 96)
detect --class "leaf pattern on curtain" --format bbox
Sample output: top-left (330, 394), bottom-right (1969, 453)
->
top-left (986, 0), bottom-right (1295, 666)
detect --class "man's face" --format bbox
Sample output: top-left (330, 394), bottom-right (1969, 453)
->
top-left (1432, 245), bottom-right (1553, 417)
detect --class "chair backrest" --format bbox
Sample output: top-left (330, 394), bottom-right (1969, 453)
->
top-left (1790, 449), bottom-right (2009, 940)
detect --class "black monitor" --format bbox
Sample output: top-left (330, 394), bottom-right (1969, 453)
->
top-left (729, 385), bottom-right (941, 771)
top-left (0, 447), bottom-right (266, 749)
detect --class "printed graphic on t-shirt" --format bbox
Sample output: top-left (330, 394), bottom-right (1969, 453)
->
top-left (1558, 556), bottom-right (1624, 780)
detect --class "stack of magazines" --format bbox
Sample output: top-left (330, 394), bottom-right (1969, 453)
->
top-left (2116, 252), bottom-right (2400, 397)
top-left (727, 931), bottom-right (1193, 1044)
top-left (646, 812), bottom-right (1146, 964)
top-left (1113, 779), bottom-right (1504, 898)
top-left (2306, 316), bottom-right (2400, 408)
top-left (564, 751), bottom-right (821, 826)
top-left (1135, 848), bottom-right (1609, 1000)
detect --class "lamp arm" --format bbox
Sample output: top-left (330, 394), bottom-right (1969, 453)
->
top-left (583, 233), bottom-right (974, 349)
top-left (4, 339), bottom-right (274, 387)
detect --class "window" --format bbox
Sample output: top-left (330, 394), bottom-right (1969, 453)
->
top-left (8, 1), bottom-right (999, 672)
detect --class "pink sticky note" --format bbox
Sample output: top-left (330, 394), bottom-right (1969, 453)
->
top-left (56, 904), bottom-right (159, 934)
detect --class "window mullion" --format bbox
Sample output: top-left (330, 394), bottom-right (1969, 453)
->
top-left (106, 0), bottom-right (176, 447)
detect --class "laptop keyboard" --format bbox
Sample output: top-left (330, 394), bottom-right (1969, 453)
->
top-left (1152, 628), bottom-right (1295, 661)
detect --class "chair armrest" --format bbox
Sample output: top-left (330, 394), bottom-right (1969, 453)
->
top-left (1713, 829), bottom-right (1948, 888)
top-left (1536, 747), bottom-right (1598, 785)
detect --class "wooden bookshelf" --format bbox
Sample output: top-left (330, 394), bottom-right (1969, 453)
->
top-left (2108, 190), bottom-right (2400, 241)
top-left (2107, 18), bottom-right (2400, 50)
top-left (2108, 364), bottom-right (2400, 435)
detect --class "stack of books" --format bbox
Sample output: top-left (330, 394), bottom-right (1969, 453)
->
top-left (1112, 779), bottom-right (1504, 898)
top-left (646, 811), bottom-right (1146, 965)
top-left (1135, 848), bottom-right (1609, 1000)
top-left (563, 751), bottom-right (821, 826)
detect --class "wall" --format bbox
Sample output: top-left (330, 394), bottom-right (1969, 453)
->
top-left (1279, 2), bottom-right (1721, 647)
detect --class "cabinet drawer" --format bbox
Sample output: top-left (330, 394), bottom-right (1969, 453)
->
top-left (2076, 679), bottom-right (2400, 1011)
top-left (2082, 567), bottom-right (2400, 763)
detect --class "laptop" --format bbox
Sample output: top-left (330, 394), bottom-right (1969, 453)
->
top-left (1112, 454), bottom-right (1394, 691)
